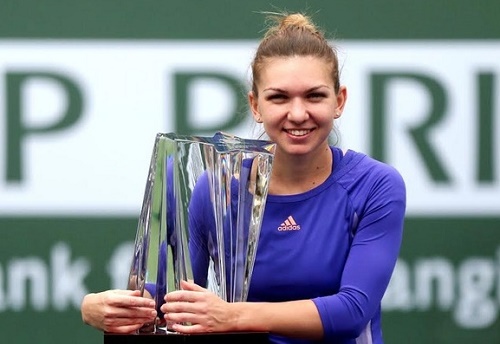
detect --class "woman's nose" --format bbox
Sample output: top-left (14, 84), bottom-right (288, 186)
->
top-left (287, 98), bottom-right (309, 123)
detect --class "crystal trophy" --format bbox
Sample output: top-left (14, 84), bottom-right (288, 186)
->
top-left (126, 132), bottom-right (275, 333)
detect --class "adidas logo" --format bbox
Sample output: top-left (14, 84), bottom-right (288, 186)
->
top-left (277, 215), bottom-right (301, 231)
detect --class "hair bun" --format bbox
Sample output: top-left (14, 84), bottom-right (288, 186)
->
top-left (267, 12), bottom-right (321, 37)
top-left (280, 13), bottom-right (310, 28)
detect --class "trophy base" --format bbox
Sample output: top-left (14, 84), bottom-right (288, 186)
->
top-left (104, 331), bottom-right (270, 344)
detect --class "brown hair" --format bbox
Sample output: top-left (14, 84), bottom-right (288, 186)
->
top-left (251, 13), bottom-right (340, 96)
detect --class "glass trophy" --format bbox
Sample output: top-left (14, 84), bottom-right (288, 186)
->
top-left (126, 132), bottom-right (275, 334)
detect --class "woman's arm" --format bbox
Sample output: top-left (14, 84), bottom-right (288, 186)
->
top-left (163, 280), bottom-right (324, 340)
top-left (314, 164), bottom-right (406, 339)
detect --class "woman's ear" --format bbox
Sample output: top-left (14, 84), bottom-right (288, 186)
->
top-left (334, 86), bottom-right (348, 118)
top-left (248, 91), bottom-right (262, 123)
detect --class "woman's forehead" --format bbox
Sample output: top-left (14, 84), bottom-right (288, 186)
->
top-left (257, 56), bottom-right (334, 87)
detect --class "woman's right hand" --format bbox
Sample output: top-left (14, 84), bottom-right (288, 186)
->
top-left (81, 289), bottom-right (157, 333)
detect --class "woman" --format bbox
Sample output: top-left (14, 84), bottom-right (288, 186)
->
top-left (81, 13), bottom-right (406, 344)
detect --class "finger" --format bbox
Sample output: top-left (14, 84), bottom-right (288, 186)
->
top-left (113, 289), bottom-right (142, 296)
top-left (126, 296), bottom-right (156, 308)
top-left (165, 290), bottom-right (201, 303)
top-left (180, 280), bottom-right (206, 292)
top-left (105, 323), bottom-right (146, 334)
top-left (164, 312), bottom-right (204, 328)
top-left (162, 300), bottom-right (200, 314)
top-left (107, 294), bottom-right (156, 308)
top-left (170, 322), bottom-right (206, 334)
top-left (104, 306), bottom-right (157, 320)
top-left (104, 316), bottom-right (156, 328)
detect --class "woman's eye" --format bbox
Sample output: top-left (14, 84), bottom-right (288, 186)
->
top-left (308, 93), bottom-right (326, 100)
top-left (267, 94), bottom-right (287, 101)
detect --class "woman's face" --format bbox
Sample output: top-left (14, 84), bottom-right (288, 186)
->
top-left (249, 55), bottom-right (347, 157)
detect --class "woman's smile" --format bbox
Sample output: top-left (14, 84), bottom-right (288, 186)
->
top-left (285, 129), bottom-right (313, 136)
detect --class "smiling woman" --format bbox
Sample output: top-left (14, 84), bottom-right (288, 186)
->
top-left (81, 12), bottom-right (406, 344)
top-left (248, 55), bottom-right (347, 194)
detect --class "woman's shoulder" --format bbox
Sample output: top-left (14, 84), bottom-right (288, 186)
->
top-left (336, 148), bottom-right (406, 193)
top-left (334, 149), bottom-right (406, 214)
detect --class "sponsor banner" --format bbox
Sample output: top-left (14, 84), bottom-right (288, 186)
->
top-left (0, 41), bottom-right (499, 216)
top-left (0, 217), bottom-right (499, 344)
top-left (0, 41), bottom-right (258, 215)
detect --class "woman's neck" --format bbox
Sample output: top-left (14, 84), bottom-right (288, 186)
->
top-left (268, 145), bottom-right (333, 195)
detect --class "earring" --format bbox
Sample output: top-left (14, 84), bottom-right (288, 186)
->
top-left (256, 117), bottom-right (263, 123)
top-left (334, 111), bottom-right (340, 119)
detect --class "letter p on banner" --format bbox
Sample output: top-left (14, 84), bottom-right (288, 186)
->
top-left (6, 71), bottom-right (83, 182)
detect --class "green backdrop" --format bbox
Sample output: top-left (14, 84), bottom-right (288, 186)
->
top-left (1, 1), bottom-right (499, 343)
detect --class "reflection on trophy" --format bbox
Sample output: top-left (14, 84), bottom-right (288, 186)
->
top-left (127, 132), bottom-right (275, 334)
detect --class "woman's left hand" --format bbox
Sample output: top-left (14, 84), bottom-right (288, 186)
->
top-left (161, 280), bottom-right (238, 334)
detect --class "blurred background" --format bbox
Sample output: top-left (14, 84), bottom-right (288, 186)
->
top-left (1, 1), bottom-right (499, 343)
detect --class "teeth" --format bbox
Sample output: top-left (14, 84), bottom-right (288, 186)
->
top-left (288, 129), bottom-right (309, 136)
